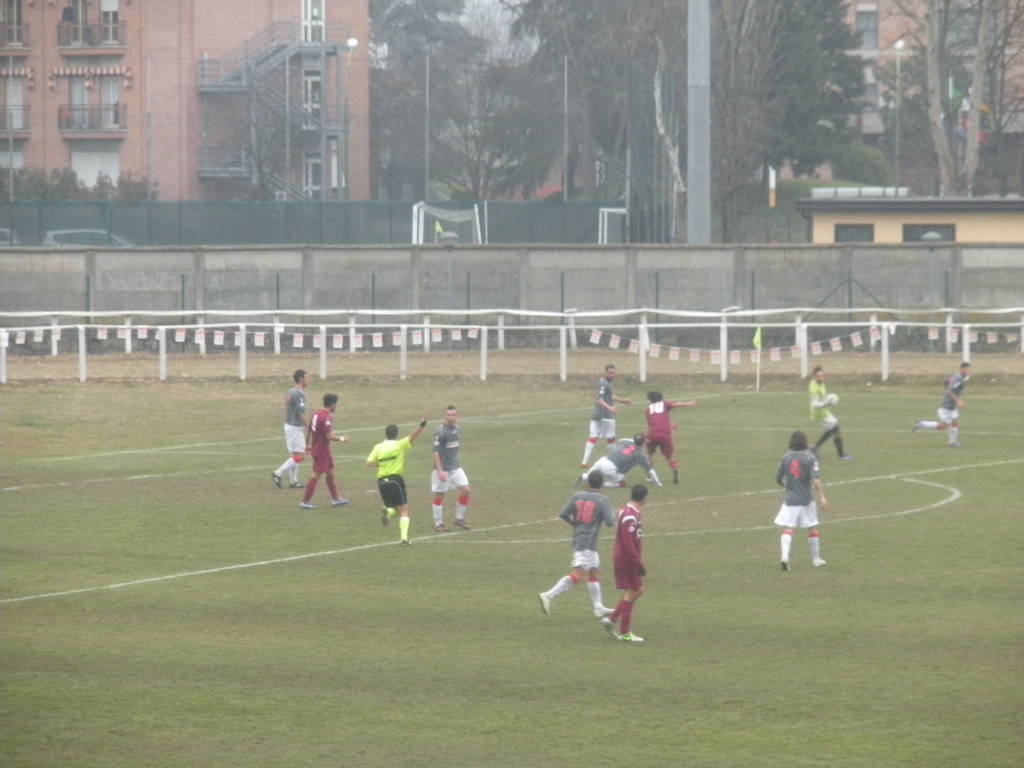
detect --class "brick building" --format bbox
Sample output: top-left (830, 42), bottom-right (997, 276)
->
top-left (0, 0), bottom-right (369, 201)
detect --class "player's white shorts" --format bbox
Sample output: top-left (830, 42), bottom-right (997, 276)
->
top-left (589, 418), bottom-right (616, 440)
top-left (590, 456), bottom-right (624, 487)
top-left (817, 413), bottom-right (838, 430)
top-left (571, 549), bottom-right (600, 570)
top-left (774, 501), bottom-right (820, 529)
top-left (284, 423), bottom-right (305, 454)
top-left (937, 407), bottom-right (959, 424)
top-left (431, 467), bottom-right (470, 493)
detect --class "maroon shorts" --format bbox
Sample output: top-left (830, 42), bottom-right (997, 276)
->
top-left (645, 432), bottom-right (674, 459)
top-left (614, 565), bottom-right (644, 591)
top-left (311, 451), bottom-right (334, 474)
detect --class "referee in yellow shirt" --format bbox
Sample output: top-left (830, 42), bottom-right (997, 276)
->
top-left (366, 418), bottom-right (428, 545)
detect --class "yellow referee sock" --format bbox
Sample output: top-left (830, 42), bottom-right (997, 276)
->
top-left (399, 516), bottom-right (410, 541)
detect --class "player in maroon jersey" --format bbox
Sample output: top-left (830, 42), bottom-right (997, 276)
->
top-left (601, 484), bottom-right (649, 643)
top-left (644, 391), bottom-right (696, 484)
top-left (299, 393), bottom-right (351, 510)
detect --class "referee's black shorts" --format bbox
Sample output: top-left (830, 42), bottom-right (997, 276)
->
top-left (377, 474), bottom-right (407, 508)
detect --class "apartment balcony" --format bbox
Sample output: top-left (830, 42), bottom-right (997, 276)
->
top-left (0, 22), bottom-right (29, 49)
top-left (57, 22), bottom-right (126, 50)
top-left (1, 106), bottom-right (30, 133)
top-left (58, 105), bottom-right (127, 134)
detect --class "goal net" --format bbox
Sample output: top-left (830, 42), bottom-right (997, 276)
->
top-left (412, 202), bottom-right (485, 245)
top-left (598, 207), bottom-right (628, 244)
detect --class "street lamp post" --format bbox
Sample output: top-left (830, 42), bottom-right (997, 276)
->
top-left (342, 37), bottom-right (358, 202)
top-left (894, 39), bottom-right (905, 190)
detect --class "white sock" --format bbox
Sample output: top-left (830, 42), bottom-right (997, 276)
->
top-left (586, 580), bottom-right (605, 610)
top-left (581, 441), bottom-right (595, 465)
top-left (780, 531), bottom-right (793, 562)
top-left (948, 426), bottom-right (958, 444)
top-left (456, 503), bottom-right (467, 520)
top-left (275, 457), bottom-right (295, 477)
top-left (918, 421), bottom-right (940, 430)
top-left (809, 533), bottom-right (822, 562)
top-left (432, 503), bottom-right (444, 526)
top-left (545, 575), bottom-right (575, 600)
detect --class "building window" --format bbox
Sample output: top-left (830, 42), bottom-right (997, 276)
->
top-left (101, 0), bottom-right (120, 44)
top-left (855, 10), bottom-right (878, 50)
top-left (835, 224), bottom-right (874, 243)
top-left (903, 224), bottom-right (955, 243)
top-left (69, 140), bottom-right (120, 186)
top-left (303, 152), bottom-right (322, 198)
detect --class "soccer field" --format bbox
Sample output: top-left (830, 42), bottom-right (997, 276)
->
top-left (1, 370), bottom-right (1021, 768)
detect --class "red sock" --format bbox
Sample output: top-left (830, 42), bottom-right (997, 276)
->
top-left (326, 476), bottom-right (339, 499)
top-left (619, 600), bottom-right (634, 635)
top-left (609, 597), bottom-right (626, 623)
top-left (669, 458), bottom-right (679, 470)
top-left (303, 477), bottom-right (318, 502)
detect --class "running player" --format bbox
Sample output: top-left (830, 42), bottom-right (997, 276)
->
top-left (366, 418), bottom-right (428, 545)
top-left (913, 361), bottom-right (971, 447)
top-left (644, 390), bottom-right (696, 484)
top-left (538, 469), bottom-right (616, 620)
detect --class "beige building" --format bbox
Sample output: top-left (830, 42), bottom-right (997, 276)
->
top-left (796, 195), bottom-right (1024, 244)
top-left (0, 0), bottom-right (369, 201)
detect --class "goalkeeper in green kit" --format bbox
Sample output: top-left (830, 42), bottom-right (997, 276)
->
top-left (809, 366), bottom-right (851, 460)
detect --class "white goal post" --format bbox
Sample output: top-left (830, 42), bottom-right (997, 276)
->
top-left (598, 207), bottom-right (628, 244)
top-left (412, 202), bottom-right (485, 245)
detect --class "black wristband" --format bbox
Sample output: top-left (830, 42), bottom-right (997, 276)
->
top-left (419, 420), bottom-right (427, 428)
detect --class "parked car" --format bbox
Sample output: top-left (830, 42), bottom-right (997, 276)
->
top-left (42, 229), bottom-right (133, 247)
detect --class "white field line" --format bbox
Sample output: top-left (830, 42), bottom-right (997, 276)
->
top-left (2, 460), bottom-right (1011, 605)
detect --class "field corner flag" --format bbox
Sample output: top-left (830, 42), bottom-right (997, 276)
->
top-left (753, 326), bottom-right (762, 350)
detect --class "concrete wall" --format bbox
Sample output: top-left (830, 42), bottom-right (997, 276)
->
top-left (2, 244), bottom-right (1023, 315)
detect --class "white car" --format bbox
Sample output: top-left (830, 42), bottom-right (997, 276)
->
top-left (42, 229), bottom-right (133, 247)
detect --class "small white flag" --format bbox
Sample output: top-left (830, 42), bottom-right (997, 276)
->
top-left (851, 332), bottom-right (863, 347)
top-left (15, 330), bottom-right (25, 344)
top-left (947, 328), bottom-right (959, 344)
top-left (451, 328), bottom-right (462, 341)
top-left (332, 334), bottom-right (344, 349)
top-left (175, 328), bottom-right (186, 343)
top-left (411, 329), bottom-right (423, 346)
top-left (928, 326), bottom-right (940, 341)
top-left (254, 332), bottom-right (266, 347)
top-left (749, 349), bottom-right (760, 364)
top-left (372, 332), bottom-right (384, 348)
top-left (730, 349), bottom-right (741, 364)
top-left (710, 350), bottom-right (721, 365)
top-left (213, 330), bottom-right (225, 346)
top-left (97, 327), bottom-right (109, 340)
top-left (608, 334), bottom-right (621, 349)
top-left (137, 327), bottom-right (149, 340)
top-left (869, 326), bottom-right (881, 342)
top-left (1005, 333), bottom-right (1018, 343)
top-left (116, 328), bottom-right (128, 340)
top-left (589, 329), bottom-right (602, 345)
top-left (829, 337), bottom-right (842, 352)
top-left (668, 347), bottom-right (680, 361)
top-left (391, 331), bottom-right (403, 346)
top-left (770, 347), bottom-right (782, 362)
top-left (468, 327), bottom-right (479, 339)
top-left (194, 330), bottom-right (205, 344)
top-left (969, 330), bottom-right (978, 343)
top-left (292, 333), bottom-right (304, 348)
top-left (689, 349), bottom-right (700, 363)
top-left (33, 329), bottom-right (44, 343)
top-left (628, 339), bottom-right (639, 353)
top-left (790, 345), bottom-right (801, 358)
top-left (431, 328), bottom-right (442, 343)
top-left (352, 334), bottom-right (363, 349)
top-left (811, 341), bottom-right (823, 355)
top-left (313, 335), bottom-right (322, 349)
top-left (649, 344), bottom-right (661, 358)
top-left (986, 332), bottom-right (997, 344)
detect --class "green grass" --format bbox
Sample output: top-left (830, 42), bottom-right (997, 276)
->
top-left (1, 374), bottom-right (1022, 768)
